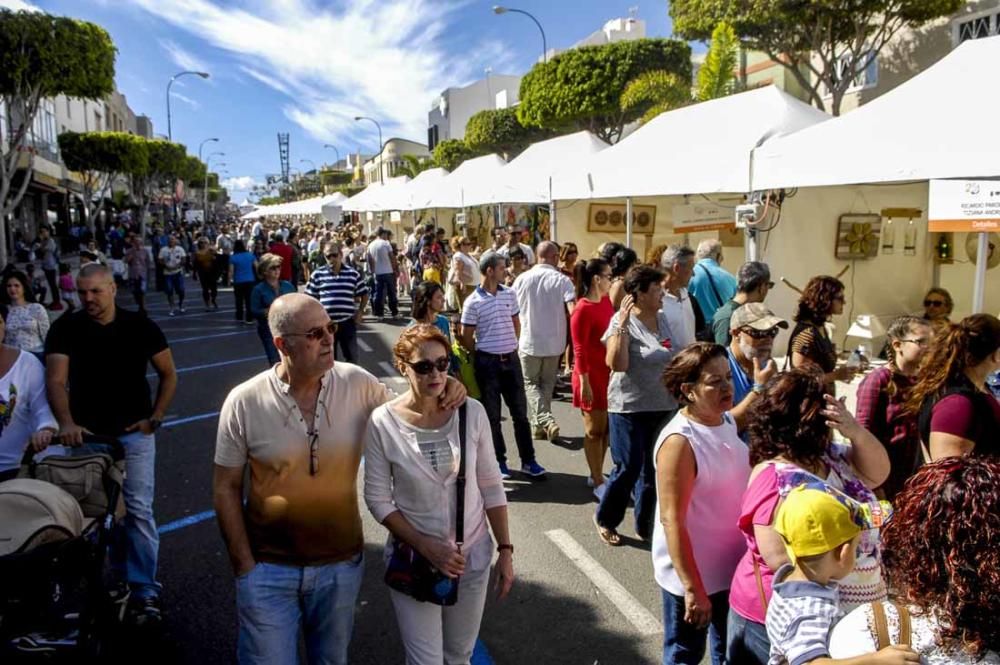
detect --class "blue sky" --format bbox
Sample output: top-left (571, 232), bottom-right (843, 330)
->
top-left (6, 0), bottom-right (683, 201)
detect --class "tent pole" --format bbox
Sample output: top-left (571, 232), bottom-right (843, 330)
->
top-left (549, 176), bottom-right (557, 243)
top-left (746, 228), bottom-right (759, 263)
top-left (972, 231), bottom-right (988, 313)
top-left (625, 197), bottom-right (633, 248)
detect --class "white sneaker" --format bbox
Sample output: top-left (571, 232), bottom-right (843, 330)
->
top-left (179, 306), bottom-right (186, 313)
top-left (168, 310), bottom-right (177, 317)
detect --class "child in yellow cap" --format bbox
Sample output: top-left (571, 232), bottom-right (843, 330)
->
top-left (765, 485), bottom-right (918, 665)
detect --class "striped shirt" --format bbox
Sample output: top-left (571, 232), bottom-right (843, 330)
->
top-left (305, 265), bottom-right (368, 322)
top-left (461, 285), bottom-right (519, 354)
top-left (766, 564), bottom-right (841, 665)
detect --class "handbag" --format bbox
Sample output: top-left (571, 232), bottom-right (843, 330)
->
top-left (383, 404), bottom-right (467, 606)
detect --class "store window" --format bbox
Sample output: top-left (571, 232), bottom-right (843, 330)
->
top-left (31, 99), bottom-right (58, 154)
top-left (823, 49), bottom-right (878, 96)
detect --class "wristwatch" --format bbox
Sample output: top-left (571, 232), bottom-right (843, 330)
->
top-left (149, 418), bottom-right (162, 432)
top-left (497, 544), bottom-right (514, 554)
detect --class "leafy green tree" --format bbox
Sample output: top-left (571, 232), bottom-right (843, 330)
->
top-left (518, 38), bottom-right (691, 143)
top-left (126, 138), bottom-right (187, 235)
top-left (696, 21), bottom-right (740, 101)
top-left (464, 107), bottom-right (553, 159)
top-left (0, 9), bottom-right (116, 264)
top-left (397, 154), bottom-right (435, 179)
top-left (432, 139), bottom-right (481, 172)
top-left (670, 0), bottom-right (964, 115)
top-left (58, 131), bottom-right (145, 229)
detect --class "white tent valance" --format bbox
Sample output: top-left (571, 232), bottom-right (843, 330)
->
top-left (754, 36), bottom-right (1000, 190)
top-left (383, 168), bottom-right (450, 211)
top-left (419, 154), bottom-right (507, 209)
top-left (551, 86), bottom-right (828, 201)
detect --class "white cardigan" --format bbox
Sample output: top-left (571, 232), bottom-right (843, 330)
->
top-left (364, 398), bottom-right (506, 549)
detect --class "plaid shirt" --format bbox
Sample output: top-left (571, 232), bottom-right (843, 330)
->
top-left (766, 564), bottom-right (841, 665)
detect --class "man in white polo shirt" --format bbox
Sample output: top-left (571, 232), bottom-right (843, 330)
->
top-left (512, 241), bottom-right (575, 441)
top-left (214, 293), bottom-right (465, 665)
top-left (461, 253), bottom-right (545, 480)
top-left (660, 244), bottom-right (697, 351)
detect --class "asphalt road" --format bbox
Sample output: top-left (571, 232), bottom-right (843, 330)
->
top-left (126, 277), bottom-right (682, 664)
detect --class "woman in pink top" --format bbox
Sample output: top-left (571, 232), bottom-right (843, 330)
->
top-left (726, 370), bottom-right (891, 664)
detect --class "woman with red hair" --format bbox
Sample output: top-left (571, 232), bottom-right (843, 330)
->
top-left (830, 457), bottom-right (1000, 662)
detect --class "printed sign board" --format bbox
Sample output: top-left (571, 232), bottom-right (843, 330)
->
top-left (928, 179), bottom-right (1000, 232)
top-left (671, 203), bottom-right (734, 233)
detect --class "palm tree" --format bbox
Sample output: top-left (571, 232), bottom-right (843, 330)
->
top-left (397, 154), bottom-right (434, 178)
top-left (696, 22), bottom-right (740, 102)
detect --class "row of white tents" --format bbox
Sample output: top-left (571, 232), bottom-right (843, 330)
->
top-left (323, 35), bottom-right (996, 219)
top-left (241, 192), bottom-right (348, 223)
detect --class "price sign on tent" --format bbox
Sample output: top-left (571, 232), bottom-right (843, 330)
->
top-left (928, 179), bottom-right (1000, 232)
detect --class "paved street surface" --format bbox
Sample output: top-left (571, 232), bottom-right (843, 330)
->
top-left (134, 277), bottom-right (672, 664)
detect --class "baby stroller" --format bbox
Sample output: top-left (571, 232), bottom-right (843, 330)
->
top-left (0, 436), bottom-right (126, 659)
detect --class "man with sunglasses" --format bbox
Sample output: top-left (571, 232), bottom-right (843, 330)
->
top-left (214, 294), bottom-right (466, 665)
top-left (496, 223), bottom-right (535, 266)
top-left (712, 261), bottom-right (773, 346)
top-left (304, 241), bottom-right (368, 363)
top-left (726, 303), bottom-right (786, 409)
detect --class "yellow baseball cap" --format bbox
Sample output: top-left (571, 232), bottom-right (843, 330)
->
top-left (774, 485), bottom-right (868, 564)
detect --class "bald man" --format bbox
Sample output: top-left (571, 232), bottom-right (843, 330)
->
top-left (214, 294), bottom-right (466, 665)
top-left (512, 241), bottom-right (576, 441)
top-left (45, 262), bottom-right (178, 626)
top-left (689, 238), bottom-right (737, 323)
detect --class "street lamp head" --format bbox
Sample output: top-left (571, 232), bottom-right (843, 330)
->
top-left (353, 116), bottom-right (363, 121)
top-left (196, 71), bottom-right (210, 79)
top-left (492, 5), bottom-right (508, 14)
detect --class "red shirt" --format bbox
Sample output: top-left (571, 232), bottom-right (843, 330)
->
top-left (269, 242), bottom-right (294, 282)
top-left (930, 392), bottom-right (1000, 457)
top-left (855, 366), bottom-right (919, 499)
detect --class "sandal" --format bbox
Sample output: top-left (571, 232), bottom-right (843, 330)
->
top-left (593, 515), bottom-right (621, 546)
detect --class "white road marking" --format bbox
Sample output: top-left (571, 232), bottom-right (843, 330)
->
top-left (379, 361), bottom-right (398, 377)
top-left (545, 529), bottom-right (662, 636)
top-left (358, 339), bottom-right (372, 352)
top-left (147, 355), bottom-right (261, 378)
top-left (169, 330), bottom-right (254, 344)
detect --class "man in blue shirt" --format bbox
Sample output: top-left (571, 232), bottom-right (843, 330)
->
top-left (688, 239), bottom-right (737, 323)
top-left (305, 242), bottom-right (369, 363)
top-left (726, 302), bottom-right (787, 406)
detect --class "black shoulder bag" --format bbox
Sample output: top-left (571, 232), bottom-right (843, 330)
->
top-left (384, 404), bottom-right (467, 606)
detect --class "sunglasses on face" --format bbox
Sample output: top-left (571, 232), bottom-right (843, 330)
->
top-left (741, 327), bottom-right (779, 339)
top-left (284, 320), bottom-right (338, 341)
top-left (924, 299), bottom-right (945, 307)
top-left (405, 357), bottom-right (450, 375)
top-left (326, 252), bottom-right (340, 259)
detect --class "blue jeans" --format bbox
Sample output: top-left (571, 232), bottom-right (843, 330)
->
top-left (163, 272), bottom-right (185, 297)
top-left (257, 320), bottom-right (280, 366)
top-left (661, 589), bottom-right (729, 665)
top-left (110, 431), bottom-right (160, 600)
top-left (473, 351), bottom-right (536, 465)
top-left (726, 610), bottom-right (770, 664)
top-left (597, 411), bottom-right (672, 539)
top-left (236, 554), bottom-right (364, 665)
top-left (372, 272), bottom-right (398, 317)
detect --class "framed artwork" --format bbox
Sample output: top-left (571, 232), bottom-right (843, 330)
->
top-left (587, 203), bottom-right (657, 235)
top-left (835, 213), bottom-right (881, 260)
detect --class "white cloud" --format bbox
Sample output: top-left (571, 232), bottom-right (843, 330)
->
top-left (222, 176), bottom-right (258, 191)
top-left (169, 90), bottom-right (200, 110)
top-left (122, 0), bottom-right (515, 144)
top-left (0, 0), bottom-right (41, 10)
top-left (159, 39), bottom-right (213, 77)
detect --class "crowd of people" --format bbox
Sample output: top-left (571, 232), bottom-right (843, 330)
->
top-left (1, 213), bottom-right (998, 664)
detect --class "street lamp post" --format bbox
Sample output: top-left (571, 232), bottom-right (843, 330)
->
top-left (323, 144), bottom-right (341, 170)
top-left (492, 6), bottom-right (547, 63)
top-left (204, 151), bottom-right (225, 224)
top-left (166, 70), bottom-right (210, 141)
top-left (198, 137), bottom-right (219, 163)
top-left (353, 116), bottom-right (383, 184)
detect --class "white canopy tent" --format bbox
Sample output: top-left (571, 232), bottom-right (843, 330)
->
top-left (367, 176), bottom-right (412, 212)
top-left (551, 85), bottom-right (828, 201)
top-left (462, 131), bottom-right (609, 206)
top-left (419, 154), bottom-right (507, 209)
top-left (320, 192), bottom-right (347, 223)
top-left (241, 192), bottom-right (348, 220)
top-left (754, 36), bottom-right (1000, 190)
top-left (342, 181), bottom-right (384, 213)
top-left (382, 168), bottom-right (450, 211)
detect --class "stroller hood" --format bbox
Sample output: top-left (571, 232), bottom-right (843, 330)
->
top-left (0, 478), bottom-right (84, 556)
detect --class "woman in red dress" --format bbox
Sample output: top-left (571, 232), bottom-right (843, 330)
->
top-left (571, 258), bottom-right (614, 499)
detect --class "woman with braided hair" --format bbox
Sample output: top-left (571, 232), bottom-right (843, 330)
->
top-left (854, 316), bottom-right (933, 500)
top-left (903, 313), bottom-right (1000, 460)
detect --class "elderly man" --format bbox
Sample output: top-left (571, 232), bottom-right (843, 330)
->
top-left (305, 241), bottom-right (369, 363)
top-left (712, 261), bottom-right (774, 345)
top-left (496, 224), bottom-right (535, 266)
top-left (461, 253), bottom-right (545, 479)
top-left (688, 239), bottom-right (737, 323)
top-left (659, 244), bottom-right (698, 350)
top-left (45, 263), bottom-right (177, 625)
top-left (726, 302), bottom-right (786, 407)
top-left (512, 241), bottom-right (575, 441)
top-left (214, 294), bottom-right (464, 665)
top-left (158, 233), bottom-right (187, 316)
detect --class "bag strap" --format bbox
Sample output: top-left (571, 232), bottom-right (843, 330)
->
top-left (752, 557), bottom-right (769, 614)
top-left (455, 404), bottom-right (468, 547)
top-left (896, 603), bottom-right (912, 647)
top-left (697, 263), bottom-right (725, 307)
top-left (871, 601), bottom-right (912, 649)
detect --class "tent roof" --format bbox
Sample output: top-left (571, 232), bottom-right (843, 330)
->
top-left (242, 192), bottom-right (347, 219)
top-left (383, 167), bottom-right (450, 211)
top-left (754, 36), bottom-right (1000, 189)
top-left (551, 85), bottom-right (828, 200)
top-left (342, 181), bottom-right (384, 212)
top-left (420, 154), bottom-right (507, 209)
top-left (462, 131), bottom-right (609, 206)
top-left (367, 176), bottom-right (411, 211)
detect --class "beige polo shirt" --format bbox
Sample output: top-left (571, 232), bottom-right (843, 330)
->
top-left (215, 363), bottom-right (392, 566)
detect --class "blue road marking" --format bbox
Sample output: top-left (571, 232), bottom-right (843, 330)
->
top-left (472, 639), bottom-right (494, 664)
top-left (162, 411), bottom-right (220, 428)
top-left (158, 509), bottom-right (216, 535)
